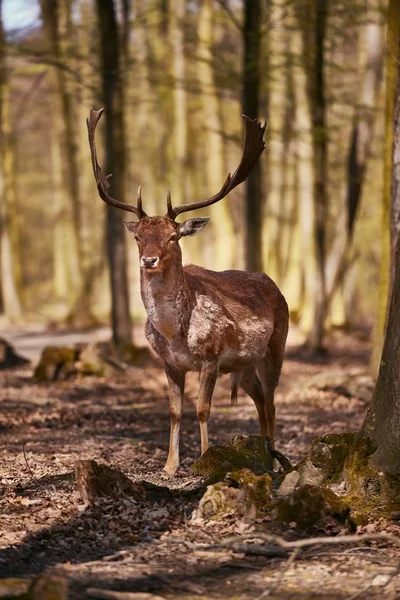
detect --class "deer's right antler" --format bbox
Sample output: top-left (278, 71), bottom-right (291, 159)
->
top-left (87, 108), bottom-right (147, 219)
top-left (165, 115), bottom-right (266, 220)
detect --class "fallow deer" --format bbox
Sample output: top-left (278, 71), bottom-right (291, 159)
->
top-left (87, 108), bottom-right (289, 475)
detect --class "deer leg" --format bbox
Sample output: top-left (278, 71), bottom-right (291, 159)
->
top-left (197, 362), bottom-right (218, 456)
top-left (239, 365), bottom-right (269, 436)
top-left (257, 333), bottom-right (286, 445)
top-left (164, 363), bottom-right (185, 476)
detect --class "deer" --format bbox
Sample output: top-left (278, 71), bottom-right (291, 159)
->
top-left (87, 108), bottom-right (289, 476)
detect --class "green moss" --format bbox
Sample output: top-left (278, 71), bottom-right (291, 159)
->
top-left (298, 432), bottom-right (356, 487)
top-left (275, 484), bottom-right (355, 531)
top-left (197, 468), bottom-right (273, 519)
top-left (191, 436), bottom-right (274, 484)
top-left (342, 434), bottom-right (400, 520)
top-left (34, 347), bottom-right (78, 381)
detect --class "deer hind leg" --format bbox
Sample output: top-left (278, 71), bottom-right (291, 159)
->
top-left (239, 365), bottom-right (269, 436)
top-left (257, 329), bottom-right (286, 446)
top-left (197, 362), bottom-right (219, 456)
top-left (164, 363), bottom-right (185, 476)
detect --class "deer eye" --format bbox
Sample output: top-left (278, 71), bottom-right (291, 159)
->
top-left (169, 234), bottom-right (177, 242)
top-left (134, 235), bottom-right (140, 242)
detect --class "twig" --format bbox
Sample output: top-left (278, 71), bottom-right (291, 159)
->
top-left (215, 532), bottom-right (400, 551)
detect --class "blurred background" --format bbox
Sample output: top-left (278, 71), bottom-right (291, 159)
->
top-left (0, 0), bottom-right (393, 363)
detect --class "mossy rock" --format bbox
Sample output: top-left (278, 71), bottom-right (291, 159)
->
top-left (116, 343), bottom-right (160, 367)
top-left (196, 468), bottom-right (273, 520)
top-left (298, 432), bottom-right (356, 487)
top-left (0, 578), bottom-right (29, 598)
top-left (275, 484), bottom-right (355, 531)
top-left (191, 435), bottom-right (274, 484)
top-left (34, 346), bottom-right (79, 381)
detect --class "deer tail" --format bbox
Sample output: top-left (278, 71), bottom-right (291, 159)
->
top-left (230, 372), bottom-right (242, 406)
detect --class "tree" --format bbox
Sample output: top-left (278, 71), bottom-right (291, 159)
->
top-left (197, 0), bottom-right (235, 270)
top-left (371, 0), bottom-right (400, 374)
top-left (243, 0), bottom-right (262, 272)
top-left (0, 0), bottom-right (22, 321)
top-left (96, 0), bottom-right (133, 348)
top-left (325, 13), bottom-right (384, 318)
top-left (300, 0), bottom-right (328, 352)
top-left (40, 0), bottom-right (98, 326)
top-left (345, 22), bottom-right (400, 498)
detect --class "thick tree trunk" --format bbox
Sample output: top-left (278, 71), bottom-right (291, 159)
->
top-left (243, 0), bottom-right (262, 272)
top-left (304, 0), bottom-right (328, 352)
top-left (96, 0), bottom-right (133, 348)
top-left (370, 0), bottom-right (400, 375)
top-left (359, 231), bottom-right (400, 476)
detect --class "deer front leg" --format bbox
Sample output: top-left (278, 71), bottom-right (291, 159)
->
top-left (197, 362), bottom-right (219, 456)
top-left (164, 363), bottom-right (185, 476)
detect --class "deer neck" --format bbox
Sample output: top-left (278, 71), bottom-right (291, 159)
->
top-left (140, 262), bottom-right (191, 340)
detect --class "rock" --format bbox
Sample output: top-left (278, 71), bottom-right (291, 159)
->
top-left (34, 343), bottom-right (158, 382)
top-left (34, 346), bottom-right (79, 381)
top-left (0, 338), bottom-right (29, 370)
top-left (298, 433), bottom-right (356, 487)
top-left (195, 468), bottom-right (273, 520)
top-left (191, 435), bottom-right (274, 484)
top-left (277, 470), bottom-right (300, 496)
top-left (75, 460), bottom-right (146, 505)
top-left (76, 345), bottom-right (122, 378)
top-left (275, 484), bottom-right (355, 531)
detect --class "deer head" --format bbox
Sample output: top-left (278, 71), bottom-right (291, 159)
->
top-left (87, 108), bottom-right (266, 272)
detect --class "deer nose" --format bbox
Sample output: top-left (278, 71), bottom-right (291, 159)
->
top-left (141, 256), bottom-right (159, 268)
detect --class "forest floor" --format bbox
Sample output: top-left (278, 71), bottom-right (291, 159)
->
top-left (0, 326), bottom-right (399, 599)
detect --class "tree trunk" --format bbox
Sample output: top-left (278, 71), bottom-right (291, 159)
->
top-left (243, 0), bottom-right (262, 272)
top-left (304, 0), bottom-right (328, 352)
top-left (358, 231), bottom-right (400, 476)
top-left (96, 0), bottom-right (133, 348)
top-left (170, 0), bottom-right (187, 207)
top-left (325, 16), bottom-right (383, 319)
top-left (370, 0), bottom-right (400, 375)
top-left (197, 0), bottom-right (234, 270)
top-left (0, 0), bottom-right (22, 321)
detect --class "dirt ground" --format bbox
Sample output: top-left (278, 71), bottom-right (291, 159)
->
top-left (0, 327), bottom-right (399, 599)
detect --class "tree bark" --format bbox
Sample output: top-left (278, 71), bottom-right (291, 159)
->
top-left (303, 0), bottom-right (328, 352)
top-left (360, 231), bottom-right (400, 475)
top-left (96, 0), bottom-right (133, 348)
top-left (243, 0), bottom-right (262, 272)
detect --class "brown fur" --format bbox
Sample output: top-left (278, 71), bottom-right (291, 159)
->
top-left (126, 216), bottom-right (289, 475)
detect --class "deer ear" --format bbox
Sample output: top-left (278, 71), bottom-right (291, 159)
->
top-left (123, 221), bottom-right (138, 234)
top-left (178, 217), bottom-right (210, 238)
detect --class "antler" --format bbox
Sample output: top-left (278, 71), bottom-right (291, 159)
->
top-left (165, 115), bottom-right (266, 220)
top-left (87, 108), bottom-right (147, 219)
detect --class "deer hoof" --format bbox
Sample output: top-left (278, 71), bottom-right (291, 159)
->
top-left (164, 462), bottom-right (179, 477)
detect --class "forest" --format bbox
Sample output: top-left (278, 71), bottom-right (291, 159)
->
top-left (1, 0), bottom-right (400, 598)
